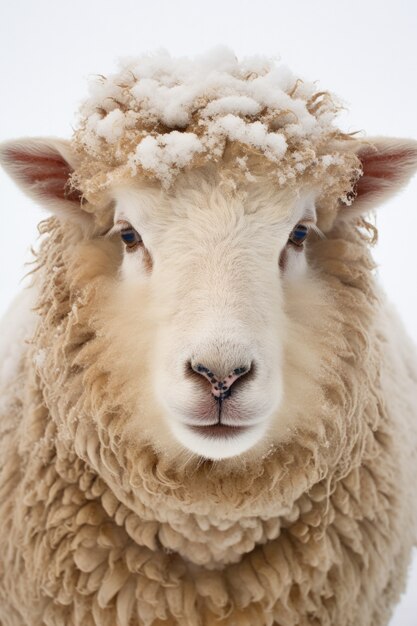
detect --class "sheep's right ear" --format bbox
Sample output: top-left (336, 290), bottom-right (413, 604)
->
top-left (0, 137), bottom-right (90, 225)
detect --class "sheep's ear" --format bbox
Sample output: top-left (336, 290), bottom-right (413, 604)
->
top-left (350, 137), bottom-right (417, 213)
top-left (0, 137), bottom-right (89, 224)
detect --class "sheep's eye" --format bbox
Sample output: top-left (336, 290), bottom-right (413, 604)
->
top-left (288, 224), bottom-right (309, 247)
top-left (120, 226), bottom-right (142, 250)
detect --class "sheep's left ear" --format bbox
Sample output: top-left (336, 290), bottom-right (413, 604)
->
top-left (0, 137), bottom-right (90, 225)
top-left (349, 137), bottom-right (417, 213)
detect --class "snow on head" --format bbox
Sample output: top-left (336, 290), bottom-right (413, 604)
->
top-left (72, 47), bottom-right (361, 204)
top-left (128, 131), bottom-right (204, 181)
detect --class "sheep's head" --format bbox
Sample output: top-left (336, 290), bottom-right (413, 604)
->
top-left (2, 51), bottom-right (417, 464)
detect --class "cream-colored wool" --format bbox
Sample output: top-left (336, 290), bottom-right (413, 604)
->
top-left (1, 51), bottom-right (417, 626)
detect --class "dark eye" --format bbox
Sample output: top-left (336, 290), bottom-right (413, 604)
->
top-left (288, 223), bottom-right (309, 247)
top-left (120, 226), bottom-right (142, 251)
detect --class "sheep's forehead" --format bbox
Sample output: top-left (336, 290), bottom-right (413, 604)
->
top-left (112, 180), bottom-right (316, 236)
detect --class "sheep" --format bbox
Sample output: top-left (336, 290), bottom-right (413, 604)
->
top-left (0, 48), bottom-right (417, 626)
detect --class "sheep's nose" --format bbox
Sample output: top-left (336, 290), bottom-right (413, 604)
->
top-left (190, 362), bottom-right (252, 398)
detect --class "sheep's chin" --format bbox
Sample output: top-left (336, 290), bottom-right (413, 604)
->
top-left (169, 420), bottom-right (269, 460)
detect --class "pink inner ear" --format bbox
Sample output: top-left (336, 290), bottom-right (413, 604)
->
top-left (5, 147), bottom-right (82, 203)
top-left (356, 147), bottom-right (417, 200)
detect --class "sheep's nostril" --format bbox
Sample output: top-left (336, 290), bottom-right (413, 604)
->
top-left (189, 361), bottom-right (252, 398)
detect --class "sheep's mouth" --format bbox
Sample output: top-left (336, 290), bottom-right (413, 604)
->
top-left (189, 423), bottom-right (247, 438)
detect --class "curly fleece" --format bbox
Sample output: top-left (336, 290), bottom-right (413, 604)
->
top-left (70, 50), bottom-right (362, 229)
top-left (0, 208), bottom-right (416, 626)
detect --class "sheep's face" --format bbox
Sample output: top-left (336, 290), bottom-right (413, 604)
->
top-left (3, 135), bottom-right (416, 463)
top-left (109, 173), bottom-right (317, 460)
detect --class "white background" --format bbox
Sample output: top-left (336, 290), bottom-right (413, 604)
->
top-left (0, 1), bottom-right (416, 623)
